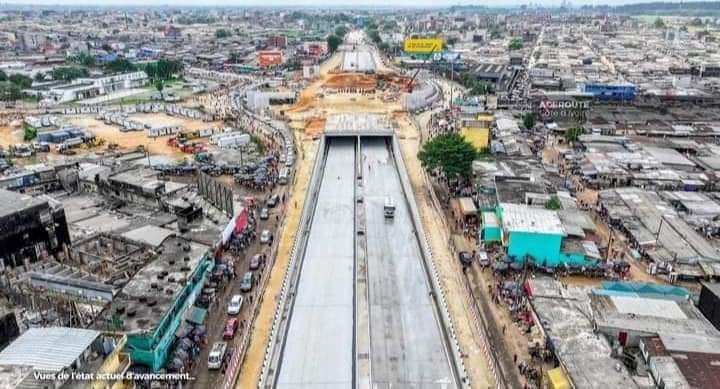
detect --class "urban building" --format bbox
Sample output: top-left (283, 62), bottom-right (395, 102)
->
top-left (0, 189), bottom-right (71, 269)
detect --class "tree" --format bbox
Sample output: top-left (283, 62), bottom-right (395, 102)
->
top-left (565, 127), bottom-right (583, 143)
top-left (155, 80), bottom-right (164, 98)
top-left (471, 81), bottom-right (495, 95)
top-left (508, 37), bottom-right (523, 50)
top-left (523, 113), bottom-right (536, 129)
top-left (690, 17), bottom-right (704, 26)
top-left (335, 25), bottom-right (348, 39)
top-left (9, 74), bottom-right (32, 89)
top-left (143, 59), bottom-right (183, 81)
top-left (70, 52), bottom-right (96, 67)
top-left (653, 17), bottom-right (666, 29)
top-left (0, 70), bottom-right (6, 82)
top-left (0, 82), bottom-right (23, 101)
top-left (51, 66), bottom-right (89, 81)
top-left (101, 43), bottom-right (112, 51)
top-left (215, 28), bottom-right (231, 39)
top-left (544, 196), bottom-right (561, 210)
top-left (23, 124), bottom-right (37, 141)
top-left (106, 58), bottom-right (136, 73)
top-left (34, 72), bottom-right (46, 82)
top-left (327, 34), bottom-right (342, 52)
top-left (418, 133), bottom-right (477, 179)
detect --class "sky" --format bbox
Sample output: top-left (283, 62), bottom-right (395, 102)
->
top-left (3, 0), bottom-right (703, 7)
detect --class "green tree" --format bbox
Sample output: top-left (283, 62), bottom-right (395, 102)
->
top-left (565, 127), bottom-right (583, 143)
top-left (143, 59), bottom-right (184, 81)
top-left (508, 37), bottom-right (523, 50)
top-left (0, 82), bottom-right (23, 101)
top-left (51, 66), bottom-right (89, 81)
top-left (23, 124), bottom-right (37, 141)
top-left (335, 25), bottom-right (348, 39)
top-left (9, 74), bottom-right (32, 89)
top-left (34, 72), bottom-right (46, 82)
top-left (418, 133), bottom-right (477, 179)
top-left (215, 28), bottom-right (231, 39)
top-left (654, 18), bottom-right (666, 29)
top-left (0, 70), bottom-right (6, 82)
top-left (367, 28), bottom-right (382, 44)
top-left (327, 34), bottom-right (342, 52)
top-left (155, 80), bottom-right (164, 98)
top-left (544, 196), bottom-right (561, 210)
top-left (471, 81), bottom-right (495, 95)
top-left (523, 113), bottom-right (536, 129)
top-left (70, 52), bottom-right (96, 67)
top-left (106, 58), bottom-right (136, 73)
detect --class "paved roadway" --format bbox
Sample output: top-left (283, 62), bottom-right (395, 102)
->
top-left (342, 50), bottom-right (377, 73)
top-left (361, 138), bottom-right (455, 388)
top-left (276, 137), bottom-right (356, 388)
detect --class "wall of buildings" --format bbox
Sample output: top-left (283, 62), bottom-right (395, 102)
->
top-left (125, 254), bottom-right (213, 371)
top-left (506, 231), bottom-right (563, 265)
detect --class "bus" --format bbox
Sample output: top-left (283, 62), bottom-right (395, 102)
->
top-left (384, 197), bottom-right (396, 218)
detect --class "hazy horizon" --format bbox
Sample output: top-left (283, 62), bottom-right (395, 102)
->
top-left (1, 0), bottom-right (710, 8)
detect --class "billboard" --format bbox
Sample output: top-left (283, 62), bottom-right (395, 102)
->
top-left (258, 51), bottom-right (283, 67)
top-left (404, 38), bottom-right (444, 54)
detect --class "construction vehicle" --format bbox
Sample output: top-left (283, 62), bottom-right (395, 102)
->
top-left (179, 141), bottom-right (206, 154)
top-left (57, 137), bottom-right (83, 153)
top-left (404, 43), bottom-right (443, 93)
top-left (81, 137), bottom-right (106, 149)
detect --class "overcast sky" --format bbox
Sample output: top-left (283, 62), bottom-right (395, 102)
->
top-left (4, 0), bottom-right (702, 7)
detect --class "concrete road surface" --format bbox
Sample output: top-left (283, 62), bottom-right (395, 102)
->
top-left (361, 137), bottom-right (455, 388)
top-left (276, 138), bottom-right (356, 388)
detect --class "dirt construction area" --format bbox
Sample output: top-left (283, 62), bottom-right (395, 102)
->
top-left (65, 113), bottom-right (222, 157)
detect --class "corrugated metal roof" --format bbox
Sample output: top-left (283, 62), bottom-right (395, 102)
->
top-left (0, 327), bottom-right (100, 373)
top-left (502, 203), bottom-right (565, 235)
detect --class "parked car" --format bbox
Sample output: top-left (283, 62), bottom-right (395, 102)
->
top-left (240, 271), bottom-right (253, 292)
top-left (260, 229), bottom-right (272, 244)
top-left (223, 318), bottom-right (239, 339)
top-left (227, 294), bottom-right (243, 315)
top-left (250, 254), bottom-right (261, 271)
top-left (207, 342), bottom-right (227, 369)
top-left (458, 251), bottom-right (473, 267)
top-left (259, 207), bottom-right (269, 220)
top-left (266, 194), bottom-right (280, 207)
top-left (479, 251), bottom-right (490, 267)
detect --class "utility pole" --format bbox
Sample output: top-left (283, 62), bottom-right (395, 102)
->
top-left (655, 215), bottom-right (665, 245)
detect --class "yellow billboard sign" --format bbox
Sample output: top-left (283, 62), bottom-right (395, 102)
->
top-left (403, 38), bottom-right (444, 54)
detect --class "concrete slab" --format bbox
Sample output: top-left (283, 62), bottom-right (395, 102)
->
top-left (361, 137), bottom-right (455, 387)
top-left (276, 138), bottom-right (356, 388)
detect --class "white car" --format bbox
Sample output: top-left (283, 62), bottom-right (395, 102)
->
top-left (260, 229), bottom-right (272, 244)
top-left (227, 294), bottom-right (243, 315)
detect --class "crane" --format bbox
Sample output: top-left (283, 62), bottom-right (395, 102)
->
top-left (404, 42), bottom-right (443, 93)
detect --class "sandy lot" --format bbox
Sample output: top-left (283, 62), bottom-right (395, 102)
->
top-left (0, 124), bottom-right (24, 147)
top-left (65, 113), bottom-right (222, 158)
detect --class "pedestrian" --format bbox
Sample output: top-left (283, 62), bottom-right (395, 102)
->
top-left (514, 353), bottom-right (518, 363)
top-left (502, 325), bottom-right (506, 335)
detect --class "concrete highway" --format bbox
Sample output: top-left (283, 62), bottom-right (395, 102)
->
top-left (341, 50), bottom-right (376, 73)
top-left (269, 135), bottom-right (458, 388)
top-left (276, 137), bottom-right (356, 388)
top-left (361, 138), bottom-right (455, 388)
